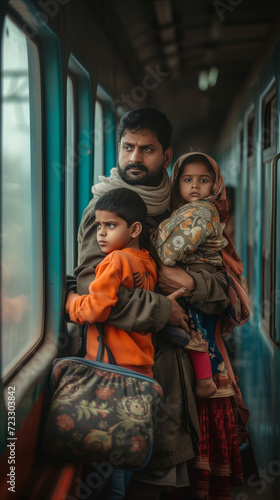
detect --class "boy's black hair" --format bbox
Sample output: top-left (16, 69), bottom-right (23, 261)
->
top-left (118, 108), bottom-right (173, 152)
top-left (95, 188), bottom-right (147, 227)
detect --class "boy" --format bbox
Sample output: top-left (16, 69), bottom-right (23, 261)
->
top-left (66, 187), bottom-right (157, 377)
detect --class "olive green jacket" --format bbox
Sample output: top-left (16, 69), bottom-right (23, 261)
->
top-left (74, 195), bottom-right (229, 467)
top-left (75, 197), bottom-right (230, 327)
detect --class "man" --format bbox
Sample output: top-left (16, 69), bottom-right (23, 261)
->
top-left (74, 108), bottom-right (229, 499)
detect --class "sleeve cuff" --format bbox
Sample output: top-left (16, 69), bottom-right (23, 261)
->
top-left (154, 295), bottom-right (172, 332)
top-left (185, 270), bottom-right (206, 309)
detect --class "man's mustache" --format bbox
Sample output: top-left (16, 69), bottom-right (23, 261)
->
top-left (125, 163), bottom-right (148, 173)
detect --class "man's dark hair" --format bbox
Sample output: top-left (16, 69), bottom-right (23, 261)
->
top-left (95, 188), bottom-right (147, 227)
top-left (118, 108), bottom-right (172, 152)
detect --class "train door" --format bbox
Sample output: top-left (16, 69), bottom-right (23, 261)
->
top-left (0, 7), bottom-right (82, 499)
top-left (259, 84), bottom-right (280, 471)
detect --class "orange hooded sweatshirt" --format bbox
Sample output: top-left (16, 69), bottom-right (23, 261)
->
top-left (66, 247), bottom-right (157, 377)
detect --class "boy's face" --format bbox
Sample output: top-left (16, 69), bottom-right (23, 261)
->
top-left (118, 129), bottom-right (172, 186)
top-left (178, 162), bottom-right (214, 203)
top-left (95, 210), bottom-right (138, 253)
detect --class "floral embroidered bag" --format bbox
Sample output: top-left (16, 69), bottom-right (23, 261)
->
top-left (42, 329), bottom-right (163, 470)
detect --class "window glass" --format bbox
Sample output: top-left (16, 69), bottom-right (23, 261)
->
top-left (94, 101), bottom-right (104, 183)
top-left (247, 114), bottom-right (255, 159)
top-left (261, 87), bottom-right (276, 334)
top-left (246, 112), bottom-right (255, 295)
top-left (1, 17), bottom-right (43, 377)
top-left (239, 127), bottom-right (244, 167)
top-left (237, 126), bottom-right (244, 253)
top-left (263, 93), bottom-right (276, 149)
top-left (66, 76), bottom-right (76, 274)
top-left (261, 160), bottom-right (272, 329)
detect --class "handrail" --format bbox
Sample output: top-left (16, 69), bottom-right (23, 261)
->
top-left (269, 152), bottom-right (280, 347)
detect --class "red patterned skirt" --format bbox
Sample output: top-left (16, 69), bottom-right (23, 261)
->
top-left (189, 396), bottom-right (243, 500)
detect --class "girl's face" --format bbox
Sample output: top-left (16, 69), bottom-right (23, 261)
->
top-left (178, 161), bottom-right (215, 203)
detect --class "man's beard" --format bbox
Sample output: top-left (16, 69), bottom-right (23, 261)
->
top-left (117, 163), bottom-right (164, 186)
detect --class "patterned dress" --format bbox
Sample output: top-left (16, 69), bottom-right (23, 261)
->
top-left (151, 199), bottom-right (244, 499)
top-left (151, 199), bottom-right (228, 355)
top-left (150, 199), bottom-right (228, 268)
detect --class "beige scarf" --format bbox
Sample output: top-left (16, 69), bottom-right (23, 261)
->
top-left (92, 167), bottom-right (171, 216)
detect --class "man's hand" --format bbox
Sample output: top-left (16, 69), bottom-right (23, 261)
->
top-left (157, 262), bottom-right (196, 296)
top-left (166, 288), bottom-right (191, 333)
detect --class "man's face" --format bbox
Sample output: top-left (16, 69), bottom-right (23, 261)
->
top-left (118, 129), bottom-right (172, 186)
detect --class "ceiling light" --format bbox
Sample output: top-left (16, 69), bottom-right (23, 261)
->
top-left (208, 67), bottom-right (218, 87)
top-left (198, 70), bottom-right (209, 91)
top-left (198, 67), bottom-right (219, 91)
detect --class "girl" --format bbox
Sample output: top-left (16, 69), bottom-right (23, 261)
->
top-left (151, 152), bottom-right (250, 500)
top-left (151, 153), bottom-right (228, 399)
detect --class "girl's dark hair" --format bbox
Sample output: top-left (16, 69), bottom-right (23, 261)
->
top-left (95, 188), bottom-right (147, 227)
top-left (118, 108), bottom-right (172, 152)
top-left (176, 153), bottom-right (216, 184)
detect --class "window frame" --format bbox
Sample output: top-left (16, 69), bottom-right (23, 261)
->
top-left (260, 83), bottom-right (277, 337)
top-left (65, 54), bottom-right (93, 275)
top-left (68, 55), bottom-right (93, 225)
top-left (245, 109), bottom-right (255, 300)
top-left (0, 9), bottom-right (64, 408)
top-left (235, 123), bottom-right (244, 255)
top-left (95, 86), bottom-right (116, 179)
top-left (93, 99), bottom-right (105, 184)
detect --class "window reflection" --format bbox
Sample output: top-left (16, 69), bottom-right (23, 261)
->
top-left (1, 17), bottom-right (43, 377)
top-left (66, 76), bottom-right (76, 274)
top-left (94, 101), bottom-right (104, 183)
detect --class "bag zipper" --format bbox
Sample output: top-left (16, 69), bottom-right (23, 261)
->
top-left (51, 356), bottom-right (161, 386)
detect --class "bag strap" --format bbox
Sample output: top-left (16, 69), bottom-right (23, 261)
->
top-left (95, 322), bottom-right (116, 365)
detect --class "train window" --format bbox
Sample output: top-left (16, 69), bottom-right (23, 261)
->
top-left (95, 86), bottom-right (116, 178)
top-left (246, 111), bottom-right (255, 297)
top-left (247, 113), bottom-right (255, 160)
top-left (66, 76), bottom-right (77, 274)
top-left (239, 127), bottom-right (244, 166)
top-left (261, 85), bottom-right (277, 335)
top-left (67, 55), bottom-right (93, 258)
top-left (1, 17), bottom-right (43, 377)
top-left (115, 106), bottom-right (125, 162)
top-left (236, 126), bottom-right (244, 253)
top-left (263, 91), bottom-right (277, 150)
top-left (104, 105), bottom-right (116, 177)
top-left (94, 100), bottom-right (104, 184)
